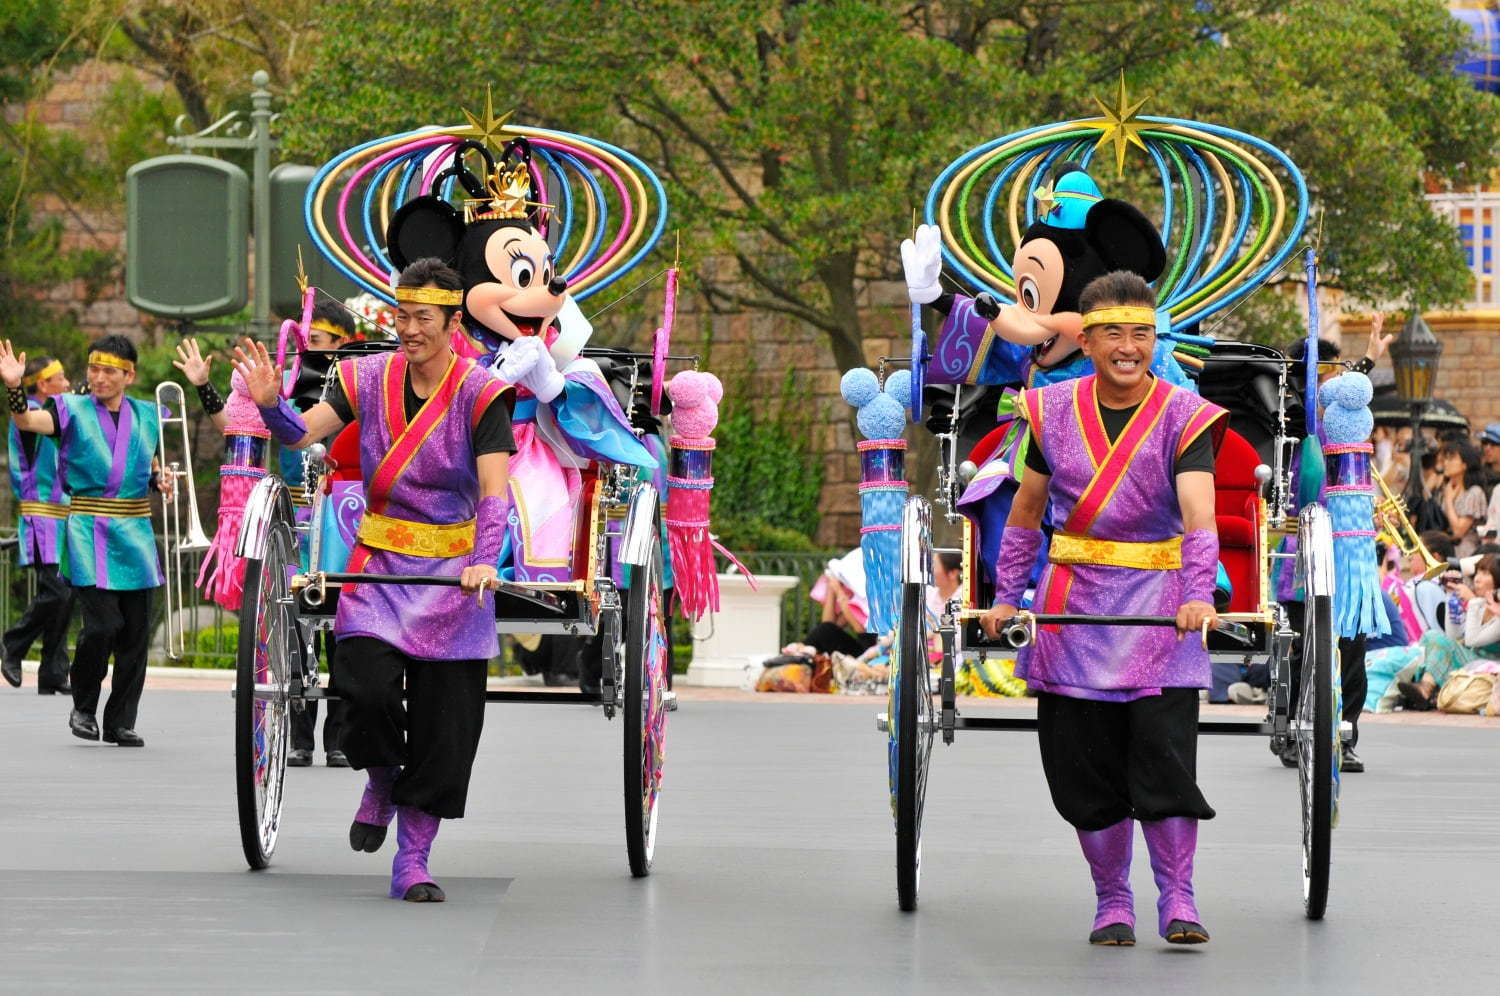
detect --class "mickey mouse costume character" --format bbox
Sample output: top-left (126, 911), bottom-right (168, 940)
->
top-left (905, 165), bottom-right (1195, 595)
top-left (385, 139), bottom-right (656, 583)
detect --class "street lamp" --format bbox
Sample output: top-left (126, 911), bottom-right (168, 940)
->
top-left (1389, 310), bottom-right (1443, 506)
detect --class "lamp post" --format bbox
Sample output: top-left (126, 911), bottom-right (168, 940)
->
top-left (1389, 310), bottom-right (1443, 507)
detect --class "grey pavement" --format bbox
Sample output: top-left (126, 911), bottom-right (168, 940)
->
top-left (1, 688), bottom-right (1497, 994)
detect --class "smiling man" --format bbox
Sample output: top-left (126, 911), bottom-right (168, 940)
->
top-left (979, 271), bottom-right (1226, 948)
top-left (236, 257), bottom-right (513, 904)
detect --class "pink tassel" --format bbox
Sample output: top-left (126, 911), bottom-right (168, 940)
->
top-left (197, 468), bottom-right (263, 611)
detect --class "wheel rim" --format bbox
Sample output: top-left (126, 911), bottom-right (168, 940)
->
top-left (640, 567), bottom-right (668, 863)
top-left (1297, 605), bottom-right (1315, 903)
top-left (250, 526), bottom-right (293, 859)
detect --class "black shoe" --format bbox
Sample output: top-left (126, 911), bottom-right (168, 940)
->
top-left (38, 682), bottom-right (72, 696)
top-left (69, 709), bottom-right (100, 741)
top-left (101, 728), bottom-right (144, 747)
top-left (1165, 919), bottom-right (1210, 944)
top-left (1341, 745), bottom-right (1364, 773)
top-left (401, 882), bottom-right (445, 903)
top-left (1089, 922), bottom-right (1136, 946)
top-left (349, 821), bottom-right (387, 853)
top-left (1396, 681), bottom-right (1435, 711)
top-left (326, 750), bottom-right (350, 768)
top-left (288, 749), bottom-right (313, 767)
top-left (2, 658), bottom-right (21, 688)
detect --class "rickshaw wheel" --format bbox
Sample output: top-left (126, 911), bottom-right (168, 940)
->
top-left (1297, 592), bottom-right (1335, 920)
top-left (892, 581), bottom-right (934, 912)
top-left (234, 507), bottom-right (298, 871)
top-left (623, 530), bottom-right (668, 878)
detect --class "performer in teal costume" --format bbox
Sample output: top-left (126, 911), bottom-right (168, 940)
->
top-left (1, 335), bottom-right (164, 747)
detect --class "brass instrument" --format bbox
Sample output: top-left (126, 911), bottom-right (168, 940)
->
top-left (1372, 465), bottom-right (1445, 581)
top-left (156, 382), bottom-right (213, 660)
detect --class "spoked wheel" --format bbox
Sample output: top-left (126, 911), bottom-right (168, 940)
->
top-left (623, 531), bottom-right (669, 878)
top-left (1296, 591), bottom-right (1336, 920)
top-left (890, 581), bottom-right (934, 912)
top-left (234, 488), bottom-right (300, 870)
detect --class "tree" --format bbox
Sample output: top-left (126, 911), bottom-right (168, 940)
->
top-left (285, 0), bottom-right (1496, 369)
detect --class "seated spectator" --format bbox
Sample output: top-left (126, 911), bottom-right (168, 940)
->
top-left (1387, 556), bottom-right (1500, 710)
top-left (1436, 440), bottom-right (1488, 557)
top-left (786, 549), bottom-right (874, 659)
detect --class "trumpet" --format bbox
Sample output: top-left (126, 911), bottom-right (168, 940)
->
top-left (156, 381), bottom-right (213, 660)
top-left (1372, 465), bottom-right (1445, 582)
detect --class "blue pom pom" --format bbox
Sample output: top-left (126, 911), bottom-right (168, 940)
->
top-left (1323, 403), bottom-right (1374, 445)
top-left (884, 369), bottom-right (912, 407)
top-left (1318, 371), bottom-right (1373, 410)
top-left (857, 393), bottom-right (907, 440)
top-left (841, 367), bottom-right (879, 408)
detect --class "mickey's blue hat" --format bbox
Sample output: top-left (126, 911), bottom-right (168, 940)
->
top-left (1032, 167), bottom-right (1103, 231)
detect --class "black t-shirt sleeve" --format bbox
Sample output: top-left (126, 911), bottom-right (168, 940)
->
top-left (1023, 433), bottom-right (1051, 476)
top-left (322, 378), bottom-right (355, 425)
top-left (473, 392), bottom-right (516, 456)
top-left (39, 398), bottom-right (60, 438)
top-left (1174, 428), bottom-right (1216, 475)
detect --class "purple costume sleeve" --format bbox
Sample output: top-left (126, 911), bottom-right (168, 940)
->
top-left (1180, 528), bottom-right (1219, 603)
top-left (994, 526), bottom-right (1044, 606)
top-left (471, 494), bottom-right (506, 566)
top-left (256, 397), bottom-right (307, 446)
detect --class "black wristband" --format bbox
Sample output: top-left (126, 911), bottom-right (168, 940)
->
top-left (1352, 356), bottom-right (1375, 375)
top-left (7, 385), bottom-right (28, 415)
top-left (195, 380), bottom-right (225, 415)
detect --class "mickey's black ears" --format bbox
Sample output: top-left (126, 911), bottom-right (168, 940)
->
top-left (1085, 199), bottom-right (1166, 283)
top-left (386, 196), bottom-right (465, 270)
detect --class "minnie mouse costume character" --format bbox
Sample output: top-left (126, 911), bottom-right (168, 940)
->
top-left (904, 165), bottom-right (1193, 593)
top-left (386, 139), bottom-right (656, 583)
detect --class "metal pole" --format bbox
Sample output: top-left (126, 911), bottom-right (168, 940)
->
top-left (250, 70), bottom-right (272, 335)
top-left (1405, 400), bottom-right (1425, 509)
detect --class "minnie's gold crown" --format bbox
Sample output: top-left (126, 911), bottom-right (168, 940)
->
top-left (464, 163), bottom-right (553, 223)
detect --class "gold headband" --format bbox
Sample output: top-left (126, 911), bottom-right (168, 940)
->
top-left (1082, 306), bottom-right (1157, 329)
top-left (394, 285), bottom-right (464, 307)
top-left (309, 318), bottom-right (354, 340)
top-left (22, 359), bottom-right (63, 387)
top-left (87, 351), bottom-right (135, 373)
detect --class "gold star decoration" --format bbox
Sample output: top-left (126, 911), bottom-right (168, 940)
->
top-left (459, 84), bottom-right (515, 154)
top-left (1032, 181), bottom-right (1059, 218)
top-left (1090, 72), bottom-right (1151, 175)
top-left (295, 245), bottom-right (309, 295)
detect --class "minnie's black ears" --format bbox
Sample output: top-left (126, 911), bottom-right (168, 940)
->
top-left (1085, 199), bottom-right (1167, 283)
top-left (386, 196), bottom-right (465, 270)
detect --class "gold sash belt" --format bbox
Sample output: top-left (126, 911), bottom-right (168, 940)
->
top-left (1049, 532), bottom-right (1182, 570)
top-left (357, 510), bottom-right (476, 558)
top-left (19, 500), bottom-right (68, 520)
top-left (68, 497), bottom-right (151, 518)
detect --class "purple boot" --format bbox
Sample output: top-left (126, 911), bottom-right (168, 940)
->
top-left (349, 766), bottom-right (399, 853)
top-left (1077, 820), bottom-right (1135, 945)
top-left (1141, 817), bottom-right (1209, 943)
top-left (390, 805), bottom-right (444, 902)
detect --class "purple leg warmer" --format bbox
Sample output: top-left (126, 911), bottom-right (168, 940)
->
top-left (1077, 820), bottom-right (1135, 931)
top-left (1141, 817), bottom-right (1203, 937)
top-left (390, 805), bottom-right (441, 900)
top-left (355, 765), bottom-right (398, 827)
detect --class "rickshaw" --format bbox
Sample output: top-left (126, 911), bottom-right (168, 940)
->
top-left (229, 116), bottom-right (689, 881)
top-left (881, 108), bottom-right (1351, 919)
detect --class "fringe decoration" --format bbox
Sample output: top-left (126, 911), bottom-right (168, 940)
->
top-left (665, 437), bottom-right (721, 621)
top-left (860, 484), bottom-right (906, 636)
top-left (1322, 443), bottom-right (1389, 641)
top-left (196, 465), bottom-right (264, 611)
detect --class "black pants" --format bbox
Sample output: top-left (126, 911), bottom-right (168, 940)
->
top-left (803, 622), bottom-right (877, 658)
top-left (333, 636), bottom-right (487, 819)
top-left (292, 632), bottom-right (345, 753)
top-left (1036, 689), bottom-right (1216, 831)
top-left (71, 586), bottom-right (151, 731)
top-left (1281, 602), bottom-right (1366, 749)
top-left (3, 564), bottom-right (74, 688)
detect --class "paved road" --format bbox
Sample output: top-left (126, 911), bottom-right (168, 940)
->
top-left (1, 687), bottom-right (1496, 994)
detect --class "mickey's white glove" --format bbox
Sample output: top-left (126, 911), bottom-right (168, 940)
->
top-left (900, 224), bottom-right (944, 304)
top-left (518, 340), bottom-right (566, 402)
top-left (495, 335), bottom-right (542, 385)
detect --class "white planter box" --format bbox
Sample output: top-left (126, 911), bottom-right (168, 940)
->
top-left (683, 572), bottom-right (799, 687)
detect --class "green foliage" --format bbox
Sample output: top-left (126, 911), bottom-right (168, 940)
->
top-left (710, 364), bottom-right (825, 548)
top-left (178, 622), bottom-right (238, 669)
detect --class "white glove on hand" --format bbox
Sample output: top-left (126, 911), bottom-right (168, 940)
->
top-left (518, 340), bottom-right (566, 402)
top-left (495, 335), bottom-right (542, 385)
top-left (900, 223), bottom-right (944, 304)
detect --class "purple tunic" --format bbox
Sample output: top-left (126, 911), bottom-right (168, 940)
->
top-left (333, 351), bottom-right (507, 662)
top-left (1014, 375), bottom-right (1225, 700)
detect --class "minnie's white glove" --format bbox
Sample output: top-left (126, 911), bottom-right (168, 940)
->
top-left (900, 224), bottom-right (944, 304)
top-left (495, 335), bottom-right (542, 385)
top-left (518, 340), bottom-right (566, 402)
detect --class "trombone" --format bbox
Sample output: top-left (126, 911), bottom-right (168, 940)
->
top-left (156, 381), bottom-right (213, 660)
top-left (1372, 465), bottom-right (1446, 582)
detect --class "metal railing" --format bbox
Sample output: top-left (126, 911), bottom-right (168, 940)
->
top-left (0, 531), bottom-right (238, 669)
top-left (716, 549), bottom-right (839, 648)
